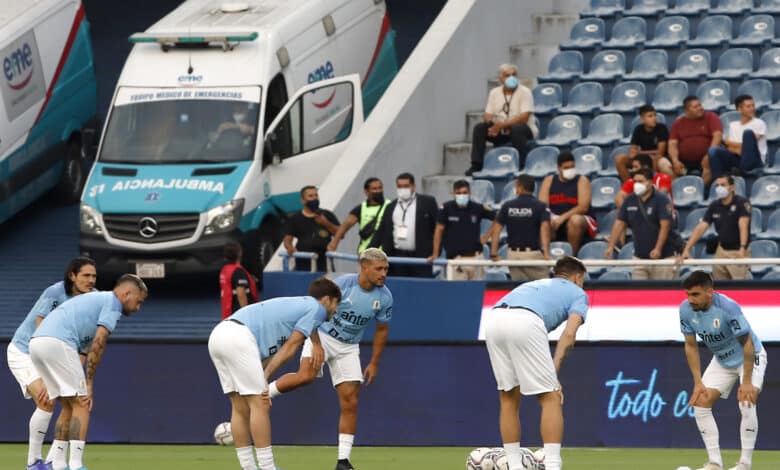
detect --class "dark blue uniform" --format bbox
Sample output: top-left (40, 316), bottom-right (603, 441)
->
top-left (497, 195), bottom-right (551, 250)
top-left (703, 195), bottom-right (751, 250)
top-left (437, 201), bottom-right (495, 258)
top-left (618, 190), bottom-right (675, 258)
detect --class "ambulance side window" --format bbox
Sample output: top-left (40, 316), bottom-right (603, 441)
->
top-left (264, 74), bottom-right (288, 132)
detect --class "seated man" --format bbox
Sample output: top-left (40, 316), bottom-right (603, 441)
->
top-left (708, 94), bottom-right (766, 180)
top-left (615, 154), bottom-right (673, 209)
top-left (615, 104), bottom-right (671, 181)
top-left (668, 96), bottom-right (722, 186)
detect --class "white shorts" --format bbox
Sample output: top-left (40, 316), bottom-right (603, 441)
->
top-left (301, 332), bottom-right (363, 387)
top-left (6, 342), bottom-right (41, 399)
top-left (28, 337), bottom-right (87, 399)
top-left (208, 320), bottom-right (267, 395)
top-left (702, 348), bottom-right (767, 399)
top-left (485, 308), bottom-right (559, 395)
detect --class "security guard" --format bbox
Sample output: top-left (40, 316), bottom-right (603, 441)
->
top-left (328, 177), bottom-right (390, 253)
top-left (681, 175), bottom-right (752, 280)
top-left (428, 179), bottom-right (495, 280)
top-left (490, 174), bottom-right (551, 281)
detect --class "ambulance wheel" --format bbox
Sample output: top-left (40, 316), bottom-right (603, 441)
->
top-left (56, 141), bottom-right (87, 203)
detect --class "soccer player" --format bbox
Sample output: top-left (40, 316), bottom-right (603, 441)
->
top-left (267, 247), bottom-right (393, 470)
top-left (6, 256), bottom-right (96, 470)
top-left (208, 277), bottom-right (342, 470)
top-left (485, 256), bottom-right (589, 470)
top-left (28, 274), bottom-right (147, 470)
top-left (680, 271), bottom-right (766, 470)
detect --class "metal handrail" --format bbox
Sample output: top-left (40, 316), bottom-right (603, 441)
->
top-left (278, 251), bottom-right (319, 272)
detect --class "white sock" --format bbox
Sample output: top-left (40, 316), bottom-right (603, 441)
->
top-left (338, 433), bottom-right (354, 460)
top-left (236, 446), bottom-right (256, 470)
top-left (68, 440), bottom-right (85, 470)
top-left (694, 406), bottom-right (723, 466)
top-left (543, 443), bottom-right (562, 470)
top-left (739, 402), bottom-right (758, 465)
top-left (256, 446), bottom-right (275, 470)
top-left (28, 409), bottom-right (53, 464)
top-left (50, 440), bottom-right (68, 470)
top-left (268, 381), bottom-right (281, 398)
top-left (503, 442), bottom-right (523, 470)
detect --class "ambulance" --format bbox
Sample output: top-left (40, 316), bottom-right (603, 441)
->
top-left (79, 0), bottom-right (397, 278)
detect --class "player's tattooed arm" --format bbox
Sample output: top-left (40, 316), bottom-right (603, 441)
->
top-left (86, 326), bottom-right (111, 386)
top-left (553, 314), bottom-right (583, 373)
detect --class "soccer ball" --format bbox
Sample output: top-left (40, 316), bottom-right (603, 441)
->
top-left (213, 422), bottom-right (233, 445)
top-left (489, 447), bottom-right (545, 470)
top-left (466, 447), bottom-right (495, 470)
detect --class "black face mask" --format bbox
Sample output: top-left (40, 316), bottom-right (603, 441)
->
top-left (305, 199), bottom-right (320, 212)
top-left (369, 191), bottom-right (384, 204)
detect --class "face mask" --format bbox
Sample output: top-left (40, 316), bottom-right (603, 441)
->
top-left (633, 182), bottom-right (648, 196)
top-left (455, 194), bottom-right (470, 207)
top-left (715, 185), bottom-right (729, 200)
top-left (561, 168), bottom-right (577, 181)
top-left (370, 191), bottom-right (384, 204)
top-left (397, 188), bottom-right (412, 201)
top-left (503, 76), bottom-right (519, 90)
top-left (305, 199), bottom-right (320, 212)
top-left (233, 113), bottom-right (246, 124)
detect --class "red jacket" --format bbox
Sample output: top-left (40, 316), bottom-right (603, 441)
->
top-left (219, 263), bottom-right (259, 319)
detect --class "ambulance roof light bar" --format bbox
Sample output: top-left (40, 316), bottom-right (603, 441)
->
top-left (129, 31), bottom-right (258, 51)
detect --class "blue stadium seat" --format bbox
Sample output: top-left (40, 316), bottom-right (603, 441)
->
top-left (748, 239), bottom-right (778, 275)
top-left (750, 175), bottom-right (780, 207)
top-left (523, 146), bottom-right (560, 178)
top-left (600, 145), bottom-right (631, 175)
top-left (668, 49), bottom-right (711, 80)
top-left (560, 82), bottom-right (605, 114)
top-left (581, 0), bottom-right (625, 18)
top-left (603, 81), bottom-right (646, 113)
top-left (762, 268), bottom-right (780, 280)
top-left (624, 49), bottom-right (669, 81)
top-left (700, 176), bottom-right (746, 205)
top-left (757, 209), bottom-right (780, 240)
top-left (578, 240), bottom-right (610, 275)
top-left (719, 110), bottom-right (742, 132)
top-left (596, 209), bottom-right (618, 240)
top-left (469, 179), bottom-right (496, 205)
top-left (550, 241), bottom-right (574, 259)
top-left (473, 147), bottom-right (520, 179)
top-left (626, 0), bottom-right (668, 16)
top-left (533, 83), bottom-right (563, 114)
top-left (756, 0), bottom-right (780, 14)
top-left (618, 241), bottom-right (635, 259)
top-left (582, 50), bottom-right (627, 81)
top-left (579, 113), bottom-right (624, 146)
top-left (731, 16), bottom-right (775, 47)
top-left (652, 80), bottom-right (689, 113)
top-left (645, 16), bottom-right (690, 48)
top-left (561, 18), bottom-right (607, 51)
top-left (737, 79), bottom-right (773, 110)
top-left (711, 0), bottom-right (752, 16)
top-left (710, 48), bottom-right (754, 80)
top-left (672, 175), bottom-right (705, 208)
top-left (603, 17), bottom-right (647, 49)
top-left (751, 207), bottom-right (764, 237)
top-left (760, 110), bottom-right (780, 142)
top-left (765, 149), bottom-right (780, 174)
top-left (538, 51), bottom-right (585, 83)
top-left (498, 182), bottom-right (518, 206)
top-left (485, 269), bottom-right (510, 281)
top-left (688, 16), bottom-right (733, 48)
top-left (535, 115), bottom-right (583, 147)
top-left (696, 80), bottom-right (731, 112)
top-left (749, 48), bottom-right (780, 79)
top-left (599, 269), bottom-right (632, 280)
top-left (679, 207), bottom-right (715, 238)
top-left (591, 177), bottom-right (622, 209)
top-left (573, 146), bottom-right (604, 176)
top-left (667, 0), bottom-right (708, 16)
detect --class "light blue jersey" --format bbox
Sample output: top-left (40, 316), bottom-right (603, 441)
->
top-left (318, 274), bottom-right (393, 344)
top-left (11, 281), bottom-right (71, 354)
top-left (494, 277), bottom-right (589, 332)
top-left (230, 296), bottom-right (327, 359)
top-left (679, 292), bottom-right (762, 369)
top-left (33, 291), bottom-right (123, 353)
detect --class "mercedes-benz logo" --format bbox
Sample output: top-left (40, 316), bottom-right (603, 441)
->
top-left (138, 217), bottom-right (159, 239)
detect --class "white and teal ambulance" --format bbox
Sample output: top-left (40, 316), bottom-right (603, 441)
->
top-left (79, 0), bottom-right (397, 278)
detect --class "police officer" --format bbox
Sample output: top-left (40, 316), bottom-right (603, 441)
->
top-left (328, 177), bottom-right (390, 253)
top-left (427, 179), bottom-right (495, 280)
top-left (681, 175), bottom-right (752, 280)
top-left (605, 168), bottom-right (678, 280)
top-left (490, 174), bottom-right (551, 281)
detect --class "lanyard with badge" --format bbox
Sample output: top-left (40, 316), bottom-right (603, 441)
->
top-left (396, 195), bottom-right (415, 241)
top-left (500, 91), bottom-right (515, 135)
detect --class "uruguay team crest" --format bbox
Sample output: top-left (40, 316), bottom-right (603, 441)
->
top-left (713, 318), bottom-right (720, 329)
top-left (372, 300), bottom-right (380, 311)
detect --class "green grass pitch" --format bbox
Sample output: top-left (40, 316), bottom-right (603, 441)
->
top-left (1, 445), bottom-right (779, 469)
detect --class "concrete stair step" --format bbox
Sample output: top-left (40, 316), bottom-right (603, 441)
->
top-left (465, 110), bottom-right (483, 141)
top-left (533, 14), bottom-right (580, 45)
top-left (444, 141), bottom-right (494, 176)
top-left (421, 175), bottom-right (464, 205)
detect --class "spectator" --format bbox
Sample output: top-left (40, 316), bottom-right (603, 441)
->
top-left (283, 185), bottom-right (340, 272)
top-left (708, 94), bottom-right (766, 180)
top-left (615, 153), bottom-right (673, 209)
top-left (372, 173), bottom-right (438, 277)
top-left (615, 104), bottom-right (671, 181)
top-left (428, 180), bottom-right (495, 280)
top-left (669, 96), bottom-right (722, 185)
top-left (605, 168), bottom-right (678, 280)
top-left (219, 241), bottom-right (259, 319)
top-left (538, 151), bottom-right (597, 255)
top-left (328, 177), bottom-right (389, 254)
top-left (681, 175), bottom-right (752, 280)
top-left (467, 63), bottom-right (537, 175)
top-left (490, 175), bottom-right (551, 281)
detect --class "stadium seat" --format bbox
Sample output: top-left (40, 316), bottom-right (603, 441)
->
top-left (561, 18), bottom-right (606, 51)
top-left (688, 15), bottom-right (733, 48)
top-left (667, 0), bottom-right (708, 16)
top-left (760, 110), bottom-right (780, 142)
top-left (578, 240), bottom-right (610, 275)
top-left (484, 268), bottom-right (510, 281)
top-left (710, 48), bottom-right (754, 80)
top-left (603, 81), bottom-right (646, 113)
top-left (596, 209), bottom-right (617, 240)
top-left (719, 110), bottom-right (742, 132)
top-left (572, 146), bottom-right (604, 176)
top-left (550, 241), bottom-right (573, 259)
top-left (533, 83), bottom-right (563, 114)
top-left (748, 239), bottom-right (778, 275)
top-left (756, 0), bottom-right (780, 14)
top-left (579, 113), bottom-right (624, 146)
top-left (645, 16), bottom-right (690, 48)
top-left (473, 147), bottom-right (521, 179)
top-left (765, 149), bottom-right (780, 174)
top-left (498, 182), bottom-right (518, 206)
top-left (538, 51), bottom-right (585, 83)
top-left (603, 17), bottom-right (647, 49)
top-left (599, 269), bottom-right (632, 280)
top-left (621, 115), bottom-right (667, 144)
top-left (751, 207), bottom-right (764, 237)
top-left (580, 0), bottom-right (625, 18)
top-left (624, 49), bottom-right (669, 81)
top-left (652, 80), bottom-right (689, 113)
top-left (582, 50), bottom-right (627, 81)
top-left (700, 176), bottom-right (746, 205)
top-left (523, 146), bottom-right (560, 178)
top-left (560, 82), bottom-right (605, 114)
top-left (711, 0), bottom-right (752, 16)
top-left (672, 175), bottom-right (705, 208)
top-left (617, 241), bottom-right (634, 259)
top-left (749, 48), bottom-right (780, 79)
top-left (667, 49), bottom-right (711, 80)
top-left (737, 79), bottom-right (773, 110)
top-left (469, 179), bottom-right (496, 205)
top-left (600, 145), bottom-right (631, 175)
top-left (679, 207), bottom-right (715, 238)
top-left (625, 0), bottom-right (668, 17)
top-left (696, 80), bottom-right (731, 112)
top-left (750, 175), bottom-right (780, 207)
top-left (762, 268), bottom-right (780, 280)
top-left (757, 209), bottom-right (780, 240)
top-left (731, 16), bottom-right (775, 47)
top-left (591, 177), bottom-right (622, 209)
top-left (535, 115), bottom-right (583, 147)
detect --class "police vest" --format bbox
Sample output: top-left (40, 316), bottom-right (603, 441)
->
top-left (358, 200), bottom-right (389, 253)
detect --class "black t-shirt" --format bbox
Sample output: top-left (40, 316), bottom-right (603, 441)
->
top-left (703, 195), bottom-right (751, 250)
top-left (284, 210), bottom-right (340, 252)
top-left (618, 190), bottom-right (675, 258)
top-left (437, 200), bottom-right (495, 258)
top-left (630, 123), bottom-right (669, 151)
top-left (497, 195), bottom-right (551, 250)
top-left (231, 268), bottom-right (251, 314)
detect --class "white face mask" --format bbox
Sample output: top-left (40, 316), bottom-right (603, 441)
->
top-left (233, 113), bottom-right (246, 124)
top-left (715, 185), bottom-right (730, 200)
top-left (633, 182), bottom-right (648, 196)
top-left (455, 194), bottom-right (470, 207)
top-left (397, 188), bottom-right (413, 201)
top-left (561, 168), bottom-right (577, 181)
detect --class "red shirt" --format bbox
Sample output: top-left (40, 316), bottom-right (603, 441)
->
top-left (622, 173), bottom-right (673, 203)
top-left (670, 112), bottom-right (722, 163)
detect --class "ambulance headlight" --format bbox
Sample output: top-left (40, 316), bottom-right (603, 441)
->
top-left (80, 204), bottom-right (104, 235)
top-left (204, 199), bottom-right (244, 235)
